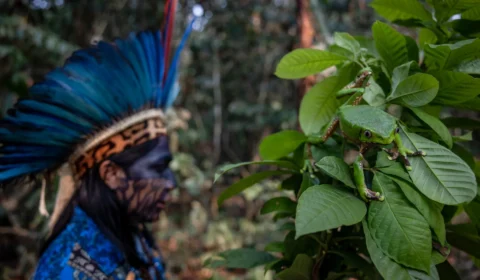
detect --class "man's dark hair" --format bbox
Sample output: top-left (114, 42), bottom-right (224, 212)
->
top-left (40, 138), bottom-right (161, 269)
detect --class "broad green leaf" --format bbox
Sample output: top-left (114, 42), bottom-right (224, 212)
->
top-left (214, 160), bottom-right (299, 182)
top-left (275, 49), bottom-right (348, 79)
top-left (264, 241), bottom-right (285, 253)
top-left (391, 61), bottom-right (421, 92)
top-left (259, 130), bottom-right (307, 160)
top-left (462, 5), bottom-right (480, 20)
top-left (370, 0), bottom-right (432, 22)
top-left (368, 172), bottom-right (432, 272)
top-left (275, 254), bottom-right (314, 280)
top-left (299, 76), bottom-right (345, 135)
top-left (409, 107), bottom-right (452, 148)
top-left (334, 32), bottom-right (361, 57)
top-left (430, 71), bottom-right (480, 105)
top-left (405, 35), bottom-right (419, 62)
top-left (296, 184), bottom-right (366, 238)
top-left (465, 198), bottom-right (480, 229)
top-left (310, 138), bottom-right (342, 162)
top-left (441, 117), bottom-right (480, 130)
top-left (297, 171), bottom-right (313, 198)
top-left (315, 156), bottom-right (355, 188)
top-left (452, 143), bottom-right (475, 170)
top-left (391, 177), bottom-right (446, 245)
top-left (418, 28), bottom-right (437, 49)
top-left (379, 162), bottom-right (413, 183)
top-left (260, 197), bottom-right (296, 215)
top-left (451, 97), bottom-right (480, 111)
top-left (424, 39), bottom-right (480, 70)
top-left (453, 132), bottom-right (473, 142)
top-left (284, 231), bottom-right (319, 261)
top-left (363, 78), bottom-right (386, 107)
top-left (446, 224), bottom-right (480, 258)
top-left (387, 73), bottom-right (439, 107)
top-left (372, 21), bottom-right (409, 73)
top-left (354, 35), bottom-right (379, 57)
top-left (376, 151), bottom-right (396, 168)
top-left (363, 221), bottom-right (436, 280)
top-left (217, 170), bottom-right (286, 206)
top-left (278, 222), bottom-right (295, 231)
top-left (205, 248), bottom-right (277, 269)
top-left (432, 0), bottom-right (480, 22)
top-left (453, 58), bottom-right (480, 75)
top-left (399, 128), bottom-right (478, 205)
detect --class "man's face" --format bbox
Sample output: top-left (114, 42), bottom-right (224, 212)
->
top-left (99, 136), bottom-right (177, 222)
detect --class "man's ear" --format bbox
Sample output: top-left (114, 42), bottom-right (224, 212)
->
top-left (98, 160), bottom-right (127, 189)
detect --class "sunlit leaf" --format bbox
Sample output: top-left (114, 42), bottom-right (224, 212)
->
top-left (275, 49), bottom-right (348, 79)
top-left (296, 184), bottom-right (366, 238)
top-left (368, 172), bottom-right (432, 272)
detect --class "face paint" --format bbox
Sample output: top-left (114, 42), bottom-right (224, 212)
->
top-left (107, 136), bottom-right (176, 222)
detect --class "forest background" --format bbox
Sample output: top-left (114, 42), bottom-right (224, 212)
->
top-left (0, 0), bottom-right (478, 279)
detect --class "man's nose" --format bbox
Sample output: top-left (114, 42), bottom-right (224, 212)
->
top-left (162, 168), bottom-right (177, 189)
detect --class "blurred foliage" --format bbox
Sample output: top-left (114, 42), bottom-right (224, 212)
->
top-left (1, 0), bottom-right (478, 279)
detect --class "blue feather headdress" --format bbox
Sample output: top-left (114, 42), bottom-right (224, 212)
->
top-left (0, 0), bottom-right (195, 187)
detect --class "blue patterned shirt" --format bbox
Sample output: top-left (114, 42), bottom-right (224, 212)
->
top-left (32, 207), bottom-right (166, 280)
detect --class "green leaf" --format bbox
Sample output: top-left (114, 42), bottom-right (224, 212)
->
top-left (408, 107), bottom-right (453, 148)
top-left (315, 156), bottom-right (355, 188)
top-left (275, 254), bottom-right (314, 280)
top-left (452, 132), bottom-right (473, 142)
top-left (391, 176), bottom-right (446, 245)
top-left (214, 160), bottom-right (299, 182)
top-left (387, 73), bottom-right (439, 107)
top-left (217, 170), bottom-right (286, 206)
top-left (275, 49), bottom-right (348, 79)
top-left (379, 162), bottom-right (413, 183)
top-left (298, 172), bottom-right (313, 198)
top-left (462, 5), bottom-right (480, 20)
top-left (418, 28), bottom-right (437, 49)
top-left (206, 248), bottom-right (277, 269)
top-left (424, 39), bottom-right (480, 70)
top-left (452, 143), bottom-right (475, 170)
top-left (259, 130), bottom-right (307, 160)
top-left (431, 0), bottom-right (480, 22)
top-left (363, 78), bottom-right (386, 107)
top-left (391, 61), bottom-right (421, 92)
top-left (465, 198), bottom-right (480, 230)
top-left (260, 196), bottom-right (296, 215)
top-left (368, 172), bottom-right (432, 272)
top-left (264, 242), bottom-right (285, 253)
top-left (453, 58), bottom-right (480, 75)
top-left (310, 138), bottom-right (342, 162)
top-left (296, 185), bottom-right (366, 238)
top-left (405, 35), bottom-right (420, 62)
top-left (446, 224), bottom-right (480, 258)
top-left (299, 76), bottom-right (346, 135)
top-left (334, 32), bottom-right (361, 57)
top-left (279, 222), bottom-right (295, 231)
top-left (430, 71), bottom-right (480, 105)
top-left (363, 220), bottom-right (436, 280)
top-left (372, 21), bottom-right (409, 73)
top-left (399, 128), bottom-right (478, 205)
top-left (354, 35), bottom-right (379, 57)
top-left (370, 0), bottom-right (432, 22)
top-left (441, 117), bottom-right (480, 130)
